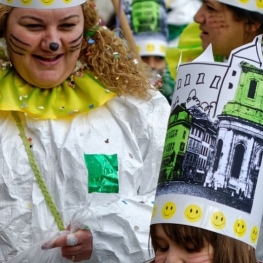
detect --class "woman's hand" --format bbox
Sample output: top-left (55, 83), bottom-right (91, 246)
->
top-left (51, 228), bottom-right (93, 262)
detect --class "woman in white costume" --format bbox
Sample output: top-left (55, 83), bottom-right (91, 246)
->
top-left (0, 0), bottom-right (170, 262)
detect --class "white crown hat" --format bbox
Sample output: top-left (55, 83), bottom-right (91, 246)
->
top-left (217, 0), bottom-right (263, 13)
top-left (151, 35), bottom-right (263, 248)
top-left (125, 0), bottom-right (168, 57)
top-left (134, 35), bottom-right (167, 57)
top-left (0, 0), bottom-right (86, 9)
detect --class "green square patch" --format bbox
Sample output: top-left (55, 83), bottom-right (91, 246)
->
top-left (84, 154), bottom-right (119, 193)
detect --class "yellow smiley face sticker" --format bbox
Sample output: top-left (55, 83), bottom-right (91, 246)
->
top-left (184, 204), bottom-right (202, 223)
top-left (257, 0), bottom-right (263, 8)
top-left (233, 219), bottom-right (247, 237)
top-left (40, 0), bottom-right (55, 6)
top-left (211, 211), bottom-right (226, 230)
top-left (152, 204), bottom-right (158, 219)
top-left (160, 45), bottom-right (166, 54)
top-left (250, 226), bottom-right (259, 244)
top-left (146, 44), bottom-right (155, 53)
top-left (20, 0), bottom-right (32, 5)
top-left (162, 202), bottom-right (176, 219)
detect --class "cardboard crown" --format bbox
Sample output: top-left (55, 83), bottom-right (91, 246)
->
top-left (123, 0), bottom-right (168, 57)
top-left (0, 0), bottom-right (86, 9)
top-left (217, 0), bottom-right (263, 13)
top-left (151, 34), bottom-right (263, 248)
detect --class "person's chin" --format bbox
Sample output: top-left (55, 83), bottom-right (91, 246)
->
top-left (30, 71), bottom-right (69, 88)
top-left (30, 77), bottom-right (66, 89)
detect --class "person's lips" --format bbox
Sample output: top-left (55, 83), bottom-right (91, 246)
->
top-left (33, 54), bottom-right (63, 66)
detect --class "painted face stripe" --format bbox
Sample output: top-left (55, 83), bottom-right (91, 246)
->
top-left (69, 43), bottom-right (82, 52)
top-left (10, 34), bottom-right (31, 47)
top-left (69, 33), bottom-right (83, 44)
top-left (8, 44), bottom-right (25, 56)
top-left (68, 33), bottom-right (83, 52)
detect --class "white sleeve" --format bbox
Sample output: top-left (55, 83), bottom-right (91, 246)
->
top-left (79, 195), bottom-right (155, 263)
top-left (136, 91), bottom-right (170, 195)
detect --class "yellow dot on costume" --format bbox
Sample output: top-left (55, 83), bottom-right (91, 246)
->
top-left (238, 0), bottom-right (249, 3)
top-left (136, 46), bottom-right (141, 53)
top-left (40, 0), bottom-right (55, 6)
top-left (161, 201), bottom-right (176, 219)
top-left (184, 204), bottom-right (202, 223)
top-left (146, 44), bottom-right (155, 52)
top-left (210, 211), bottom-right (226, 230)
top-left (233, 219), bottom-right (247, 237)
top-left (257, 0), bottom-right (263, 8)
top-left (152, 204), bottom-right (158, 219)
top-left (63, 0), bottom-right (72, 3)
top-left (6, 0), bottom-right (13, 3)
top-left (250, 226), bottom-right (259, 244)
top-left (20, 0), bottom-right (32, 5)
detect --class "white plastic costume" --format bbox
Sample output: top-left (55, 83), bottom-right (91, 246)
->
top-left (0, 69), bottom-right (170, 262)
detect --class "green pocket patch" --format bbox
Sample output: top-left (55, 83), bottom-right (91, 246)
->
top-left (84, 154), bottom-right (119, 193)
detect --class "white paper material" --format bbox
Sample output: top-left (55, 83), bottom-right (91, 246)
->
top-left (0, 0), bottom-right (86, 9)
top-left (152, 35), bottom-right (263, 247)
top-left (217, 0), bottom-right (263, 14)
top-left (0, 91), bottom-right (170, 262)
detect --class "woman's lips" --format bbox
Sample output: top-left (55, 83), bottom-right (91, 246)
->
top-left (33, 54), bottom-right (62, 66)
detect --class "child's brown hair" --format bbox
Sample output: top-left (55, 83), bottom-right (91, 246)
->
top-left (150, 224), bottom-right (257, 263)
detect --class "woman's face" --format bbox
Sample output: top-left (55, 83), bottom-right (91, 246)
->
top-left (6, 6), bottom-right (84, 88)
top-left (194, 0), bottom-right (248, 58)
top-left (154, 224), bottom-right (213, 263)
top-left (141, 56), bottom-right (166, 75)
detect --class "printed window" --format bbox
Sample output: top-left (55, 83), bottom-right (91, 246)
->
top-left (183, 131), bottom-right (186, 139)
top-left (247, 80), bottom-right (257, 99)
top-left (210, 76), bottom-right (221, 89)
top-left (196, 73), bottom-right (205, 84)
top-left (228, 83), bottom-right (233, 89)
top-left (184, 74), bottom-right (191, 86)
top-left (180, 142), bottom-right (185, 151)
top-left (177, 79), bottom-right (182, 89)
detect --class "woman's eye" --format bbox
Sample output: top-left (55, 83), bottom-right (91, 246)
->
top-left (205, 4), bottom-right (215, 11)
top-left (25, 24), bottom-right (44, 29)
top-left (157, 246), bottom-right (169, 252)
top-left (59, 23), bottom-right (76, 30)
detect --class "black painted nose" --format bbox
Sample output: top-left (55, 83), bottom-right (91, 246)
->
top-left (49, 42), bottom-right (59, 51)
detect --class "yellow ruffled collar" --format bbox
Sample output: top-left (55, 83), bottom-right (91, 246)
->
top-left (0, 67), bottom-right (116, 119)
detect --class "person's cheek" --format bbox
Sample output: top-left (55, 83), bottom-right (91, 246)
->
top-left (155, 252), bottom-right (166, 263)
top-left (207, 14), bottom-right (229, 32)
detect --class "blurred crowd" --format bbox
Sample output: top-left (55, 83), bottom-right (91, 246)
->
top-left (95, 0), bottom-right (202, 104)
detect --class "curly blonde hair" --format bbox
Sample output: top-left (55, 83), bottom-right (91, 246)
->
top-left (0, 0), bottom-right (158, 99)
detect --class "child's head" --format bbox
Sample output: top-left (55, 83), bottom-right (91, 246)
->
top-left (150, 223), bottom-right (257, 263)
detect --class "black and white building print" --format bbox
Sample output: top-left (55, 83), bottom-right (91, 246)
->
top-left (157, 36), bottom-right (263, 213)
